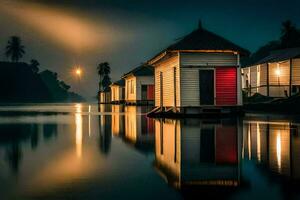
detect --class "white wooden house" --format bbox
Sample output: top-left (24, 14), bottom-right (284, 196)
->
top-left (110, 79), bottom-right (125, 104)
top-left (148, 23), bottom-right (249, 115)
top-left (123, 65), bottom-right (155, 105)
top-left (242, 48), bottom-right (300, 97)
top-left (98, 88), bottom-right (111, 104)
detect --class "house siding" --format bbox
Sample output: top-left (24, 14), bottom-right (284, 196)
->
top-left (111, 85), bottom-right (123, 102)
top-left (180, 52), bottom-right (237, 66)
top-left (125, 76), bottom-right (136, 101)
top-left (154, 55), bottom-right (180, 107)
top-left (292, 58), bottom-right (300, 85)
top-left (180, 52), bottom-right (238, 107)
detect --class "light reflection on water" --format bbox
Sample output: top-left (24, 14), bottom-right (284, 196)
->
top-left (0, 104), bottom-right (300, 199)
top-left (75, 104), bottom-right (82, 158)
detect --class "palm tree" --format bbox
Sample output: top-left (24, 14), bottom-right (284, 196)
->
top-left (5, 36), bottom-right (25, 62)
top-left (30, 59), bottom-right (40, 73)
top-left (97, 62), bottom-right (111, 91)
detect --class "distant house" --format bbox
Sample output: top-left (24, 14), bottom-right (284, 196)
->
top-left (110, 79), bottom-right (125, 104)
top-left (122, 65), bottom-right (155, 105)
top-left (99, 87), bottom-right (111, 104)
top-left (148, 23), bottom-right (249, 114)
top-left (242, 48), bottom-right (300, 97)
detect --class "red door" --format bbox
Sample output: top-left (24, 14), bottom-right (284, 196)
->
top-left (147, 85), bottom-right (154, 100)
top-left (216, 67), bottom-right (237, 105)
top-left (215, 126), bottom-right (237, 164)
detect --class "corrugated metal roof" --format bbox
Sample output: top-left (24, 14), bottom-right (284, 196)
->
top-left (123, 65), bottom-right (154, 78)
top-left (149, 26), bottom-right (250, 63)
top-left (253, 48), bottom-right (300, 65)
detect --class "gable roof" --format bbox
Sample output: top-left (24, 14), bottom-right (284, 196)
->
top-left (252, 48), bottom-right (300, 66)
top-left (110, 79), bottom-right (125, 87)
top-left (149, 26), bottom-right (250, 64)
top-left (123, 65), bottom-right (154, 78)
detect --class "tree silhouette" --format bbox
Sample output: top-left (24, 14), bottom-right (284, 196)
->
top-left (280, 20), bottom-right (300, 48)
top-left (30, 59), bottom-right (40, 73)
top-left (97, 62), bottom-right (111, 91)
top-left (59, 81), bottom-right (71, 91)
top-left (5, 36), bottom-right (25, 62)
top-left (102, 74), bottom-right (112, 91)
top-left (243, 20), bottom-right (300, 66)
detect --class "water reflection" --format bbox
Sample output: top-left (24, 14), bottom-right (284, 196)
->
top-left (2, 104), bottom-right (300, 199)
top-left (98, 104), bottom-right (112, 155)
top-left (0, 122), bottom-right (59, 174)
top-left (154, 118), bottom-right (241, 192)
top-left (75, 104), bottom-right (83, 158)
top-left (243, 119), bottom-right (298, 178)
top-left (123, 106), bottom-right (155, 154)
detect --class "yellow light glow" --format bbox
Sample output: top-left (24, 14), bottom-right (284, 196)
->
top-left (76, 69), bottom-right (82, 76)
top-left (275, 68), bottom-right (281, 76)
top-left (88, 105), bottom-right (91, 137)
top-left (257, 123), bottom-right (261, 162)
top-left (0, 1), bottom-right (126, 53)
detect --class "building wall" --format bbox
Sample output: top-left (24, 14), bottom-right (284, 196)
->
top-left (136, 76), bottom-right (154, 101)
top-left (125, 76), bottom-right (136, 101)
top-left (269, 61), bottom-right (290, 85)
top-left (258, 64), bottom-right (268, 96)
top-left (180, 52), bottom-right (237, 66)
top-left (111, 85), bottom-right (121, 102)
top-left (100, 92), bottom-right (111, 103)
top-left (180, 52), bottom-right (238, 107)
top-left (241, 67), bottom-right (250, 90)
top-left (154, 55), bottom-right (180, 107)
top-left (243, 60), bottom-right (295, 97)
top-left (292, 58), bottom-right (300, 85)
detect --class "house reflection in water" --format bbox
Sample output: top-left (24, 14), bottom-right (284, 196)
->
top-left (243, 119), bottom-right (300, 179)
top-left (154, 118), bottom-right (242, 189)
top-left (123, 106), bottom-right (155, 153)
top-left (111, 105), bottom-right (125, 137)
top-left (98, 104), bottom-right (112, 155)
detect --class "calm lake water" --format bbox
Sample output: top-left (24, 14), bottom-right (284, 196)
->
top-left (0, 104), bottom-right (300, 200)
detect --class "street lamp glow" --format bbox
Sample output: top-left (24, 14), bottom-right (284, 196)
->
top-left (76, 68), bottom-right (82, 76)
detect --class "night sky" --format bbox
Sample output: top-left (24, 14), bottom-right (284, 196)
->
top-left (0, 0), bottom-right (299, 99)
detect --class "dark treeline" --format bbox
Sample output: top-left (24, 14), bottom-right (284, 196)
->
top-left (1, 36), bottom-right (84, 103)
top-left (243, 20), bottom-right (300, 66)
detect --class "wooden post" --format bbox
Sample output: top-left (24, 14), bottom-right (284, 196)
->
top-left (267, 63), bottom-right (270, 97)
top-left (174, 67), bottom-right (177, 108)
top-left (160, 72), bottom-right (163, 108)
top-left (289, 59), bottom-right (292, 96)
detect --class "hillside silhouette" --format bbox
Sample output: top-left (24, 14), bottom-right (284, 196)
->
top-left (0, 62), bottom-right (84, 103)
